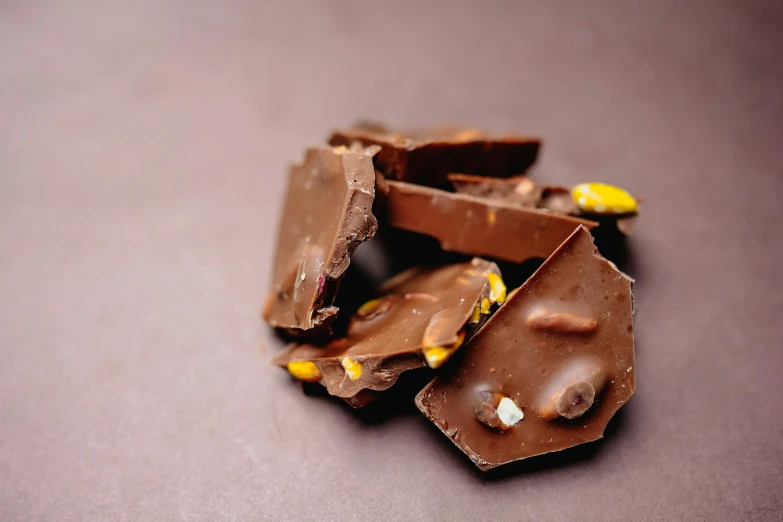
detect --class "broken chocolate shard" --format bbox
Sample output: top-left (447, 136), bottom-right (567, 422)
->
top-left (263, 145), bottom-right (380, 333)
top-left (273, 259), bottom-right (503, 407)
top-left (447, 173), bottom-right (568, 210)
top-left (382, 179), bottom-right (598, 263)
top-left (328, 123), bottom-right (540, 188)
top-left (415, 226), bottom-right (635, 470)
top-left (449, 173), bottom-right (639, 236)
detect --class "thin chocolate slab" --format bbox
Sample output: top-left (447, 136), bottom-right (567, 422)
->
top-left (273, 259), bottom-right (506, 407)
top-left (263, 145), bottom-right (380, 332)
top-left (383, 179), bottom-right (598, 263)
top-left (328, 123), bottom-right (540, 187)
top-left (416, 226), bottom-right (635, 470)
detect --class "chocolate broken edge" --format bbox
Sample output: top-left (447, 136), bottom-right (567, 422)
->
top-left (328, 126), bottom-right (541, 187)
top-left (272, 260), bottom-right (502, 408)
top-left (382, 179), bottom-right (599, 263)
top-left (414, 225), bottom-right (635, 471)
top-left (262, 145), bottom-right (381, 334)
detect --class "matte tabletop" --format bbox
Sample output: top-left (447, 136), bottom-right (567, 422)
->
top-left (1, 1), bottom-right (781, 520)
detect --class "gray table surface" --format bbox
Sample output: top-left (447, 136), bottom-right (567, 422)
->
top-left (1, 1), bottom-right (782, 520)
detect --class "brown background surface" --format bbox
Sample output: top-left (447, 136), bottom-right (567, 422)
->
top-left (1, 1), bottom-right (782, 520)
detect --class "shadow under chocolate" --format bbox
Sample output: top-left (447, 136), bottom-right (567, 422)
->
top-left (414, 395), bottom-right (630, 482)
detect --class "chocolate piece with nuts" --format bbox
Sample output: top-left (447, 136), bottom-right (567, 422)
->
top-left (448, 173), bottom-right (578, 214)
top-left (382, 179), bottom-right (598, 263)
top-left (415, 226), bottom-right (635, 470)
top-left (328, 123), bottom-right (540, 188)
top-left (448, 173), bottom-right (640, 236)
top-left (263, 145), bottom-right (380, 333)
top-left (273, 259), bottom-right (505, 407)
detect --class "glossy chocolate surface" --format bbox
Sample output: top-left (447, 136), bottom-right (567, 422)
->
top-left (383, 179), bottom-right (597, 263)
top-left (263, 145), bottom-right (380, 332)
top-left (448, 173), bottom-right (638, 235)
top-left (274, 259), bottom-right (501, 407)
top-left (328, 123), bottom-right (540, 187)
top-left (416, 226), bottom-right (635, 470)
top-left (5, 3), bottom-right (782, 520)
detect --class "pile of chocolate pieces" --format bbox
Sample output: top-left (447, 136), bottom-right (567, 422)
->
top-left (263, 123), bottom-right (639, 471)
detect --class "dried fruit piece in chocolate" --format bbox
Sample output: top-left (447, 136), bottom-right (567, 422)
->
top-left (416, 226), bottom-right (635, 470)
top-left (273, 259), bottom-right (504, 407)
top-left (263, 145), bottom-right (380, 332)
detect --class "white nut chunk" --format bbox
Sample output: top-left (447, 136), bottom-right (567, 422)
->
top-left (475, 392), bottom-right (524, 431)
top-left (497, 397), bottom-right (524, 427)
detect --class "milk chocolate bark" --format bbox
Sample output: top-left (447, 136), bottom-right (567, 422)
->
top-left (448, 173), bottom-right (638, 235)
top-left (383, 180), bottom-right (598, 263)
top-left (416, 226), bottom-right (635, 470)
top-left (263, 145), bottom-right (380, 332)
top-left (273, 259), bottom-right (506, 407)
top-left (448, 173), bottom-right (578, 214)
top-left (328, 123), bottom-right (540, 187)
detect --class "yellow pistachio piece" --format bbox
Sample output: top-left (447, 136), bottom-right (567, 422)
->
top-left (352, 296), bottom-right (397, 323)
top-left (287, 361), bottom-right (322, 382)
top-left (423, 331), bottom-right (466, 369)
top-left (470, 303), bottom-right (482, 324)
top-left (341, 357), bottom-right (362, 380)
top-left (487, 209), bottom-right (497, 225)
top-left (356, 299), bottom-right (380, 317)
top-left (487, 273), bottom-right (507, 304)
top-left (571, 182), bottom-right (638, 215)
top-left (480, 297), bottom-right (491, 314)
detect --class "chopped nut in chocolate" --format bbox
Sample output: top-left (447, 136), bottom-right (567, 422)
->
top-left (415, 226), bottom-right (635, 470)
top-left (572, 182), bottom-right (638, 215)
top-left (264, 124), bottom-right (641, 474)
top-left (273, 259), bottom-right (504, 408)
top-left (263, 145), bottom-right (380, 333)
top-left (448, 173), bottom-right (640, 235)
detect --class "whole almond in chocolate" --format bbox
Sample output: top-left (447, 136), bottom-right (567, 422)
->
top-left (328, 123), bottom-right (540, 188)
top-left (263, 145), bottom-right (380, 332)
top-left (415, 226), bottom-right (635, 470)
top-left (382, 179), bottom-right (597, 263)
top-left (273, 259), bottom-right (505, 407)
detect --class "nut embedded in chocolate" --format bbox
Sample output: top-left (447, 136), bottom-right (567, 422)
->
top-left (415, 226), bottom-right (635, 470)
top-left (273, 259), bottom-right (504, 407)
top-left (475, 392), bottom-right (525, 431)
top-left (525, 308), bottom-right (598, 334)
top-left (572, 182), bottom-right (638, 215)
top-left (556, 382), bottom-right (595, 419)
top-left (448, 173), bottom-right (640, 236)
top-left (540, 360), bottom-right (608, 420)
